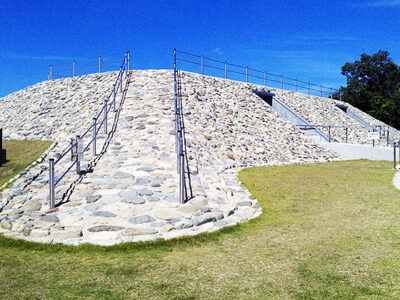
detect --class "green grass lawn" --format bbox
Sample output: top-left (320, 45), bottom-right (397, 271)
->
top-left (0, 140), bottom-right (52, 188)
top-left (0, 160), bottom-right (399, 299)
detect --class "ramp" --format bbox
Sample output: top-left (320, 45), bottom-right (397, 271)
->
top-left (253, 89), bottom-right (329, 142)
top-left (335, 104), bottom-right (375, 131)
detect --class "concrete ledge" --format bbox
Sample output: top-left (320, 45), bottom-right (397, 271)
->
top-left (324, 142), bottom-right (395, 161)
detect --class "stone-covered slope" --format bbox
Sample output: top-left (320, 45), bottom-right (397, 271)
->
top-left (180, 72), bottom-right (340, 174)
top-left (268, 88), bottom-right (397, 146)
top-left (0, 72), bottom-right (118, 141)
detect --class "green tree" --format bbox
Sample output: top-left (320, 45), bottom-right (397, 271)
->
top-left (341, 50), bottom-right (400, 128)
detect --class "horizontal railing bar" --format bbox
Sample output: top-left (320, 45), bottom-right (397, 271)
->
top-left (176, 50), bottom-right (202, 58)
top-left (203, 64), bottom-right (225, 72)
top-left (203, 56), bottom-right (225, 64)
top-left (54, 143), bottom-right (76, 165)
top-left (176, 49), bottom-right (340, 95)
top-left (101, 61), bottom-right (120, 67)
top-left (55, 161), bottom-right (76, 186)
top-left (176, 58), bottom-right (200, 66)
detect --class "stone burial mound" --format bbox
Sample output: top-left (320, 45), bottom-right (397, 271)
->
top-left (0, 69), bottom-right (342, 245)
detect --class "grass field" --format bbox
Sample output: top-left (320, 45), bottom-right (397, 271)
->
top-left (0, 140), bottom-right (52, 188)
top-left (0, 160), bottom-right (399, 299)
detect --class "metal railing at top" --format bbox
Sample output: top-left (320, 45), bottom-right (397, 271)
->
top-left (296, 123), bottom-right (400, 146)
top-left (48, 52), bottom-right (129, 80)
top-left (174, 49), bottom-right (341, 99)
top-left (48, 51), bottom-right (130, 208)
top-left (174, 54), bottom-right (193, 204)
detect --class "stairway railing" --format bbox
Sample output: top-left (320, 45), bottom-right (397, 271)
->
top-left (48, 51), bottom-right (130, 208)
top-left (174, 50), bottom-right (193, 204)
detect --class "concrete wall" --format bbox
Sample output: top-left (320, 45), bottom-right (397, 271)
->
top-left (324, 142), bottom-right (395, 161)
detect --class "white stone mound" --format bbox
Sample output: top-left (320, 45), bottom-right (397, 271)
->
top-left (0, 69), bottom-right (390, 245)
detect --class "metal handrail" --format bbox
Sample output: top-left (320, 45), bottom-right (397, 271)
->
top-left (174, 50), bottom-right (193, 204)
top-left (175, 49), bottom-right (341, 99)
top-left (48, 51), bottom-right (130, 209)
top-left (48, 52), bottom-right (126, 80)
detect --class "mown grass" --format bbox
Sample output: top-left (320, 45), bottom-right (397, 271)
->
top-left (0, 160), bottom-right (399, 299)
top-left (0, 140), bottom-right (52, 188)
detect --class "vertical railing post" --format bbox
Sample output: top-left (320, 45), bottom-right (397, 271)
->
top-left (330, 87), bottom-right (333, 98)
top-left (373, 129), bottom-right (375, 147)
top-left (394, 142), bottom-right (396, 169)
top-left (73, 60), bottom-right (76, 77)
top-left (174, 49), bottom-right (179, 174)
top-left (93, 118), bottom-right (97, 156)
top-left (179, 151), bottom-right (185, 204)
top-left (124, 52), bottom-right (128, 74)
top-left (201, 56), bottom-right (204, 75)
top-left (320, 85), bottom-right (322, 97)
top-left (246, 67), bottom-right (248, 83)
top-left (119, 67), bottom-right (122, 93)
top-left (280, 75), bottom-right (283, 89)
top-left (49, 65), bottom-right (53, 80)
top-left (328, 126), bottom-right (331, 143)
top-left (76, 135), bottom-right (81, 174)
top-left (104, 100), bottom-right (108, 134)
top-left (49, 158), bottom-right (55, 209)
top-left (113, 84), bottom-right (116, 112)
top-left (224, 62), bottom-right (227, 79)
top-left (264, 72), bottom-right (266, 86)
top-left (387, 130), bottom-right (389, 146)
top-left (98, 56), bottom-right (101, 73)
top-left (308, 82), bottom-right (310, 95)
top-left (127, 50), bottom-right (130, 71)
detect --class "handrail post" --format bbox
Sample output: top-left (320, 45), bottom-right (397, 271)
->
top-left (328, 126), bottom-right (331, 143)
top-left (201, 56), bottom-right (204, 75)
top-left (98, 56), bottom-right (101, 73)
top-left (124, 52), bottom-right (128, 73)
top-left (387, 130), bottom-right (389, 146)
top-left (320, 85), bottom-right (322, 97)
top-left (93, 118), bottom-right (97, 156)
top-left (280, 75), bottom-right (283, 89)
top-left (179, 151), bottom-right (185, 204)
top-left (49, 65), bottom-right (53, 80)
top-left (394, 142), bottom-right (396, 169)
top-left (127, 50), bottom-right (130, 70)
top-left (76, 135), bottom-right (81, 174)
top-left (246, 66), bottom-right (248, 83)
top-left (49, 158), bottom-right (55, 209)
top-left (224, 62), bottom-right (227, 79)
top-left (104, 100), bottom-right (108, 134)
top-left (264, 72), bottom-right (266, 86)
top-left (308, 82), bottom-right (310, 95)
top-left (174, 49), bottom-right (179, 174)
top-left (73, 60), bottom-right (76, 77)
top-left (373, 129), bottom-right (375, 147)
top-left (113, 84), bottom-right (116, 112)
top-left (119, 67), bottom-right (122, 93)
top-left (330, 87), bottom-right (333, 99)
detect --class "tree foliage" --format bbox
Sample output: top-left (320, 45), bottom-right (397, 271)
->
top-left (341, 50), bottom-right (400, 128)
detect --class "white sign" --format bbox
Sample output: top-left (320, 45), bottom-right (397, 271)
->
top-left (368, 131), bottom-right (379, 140)
top-left (77, 138), bottom-right (84, 161)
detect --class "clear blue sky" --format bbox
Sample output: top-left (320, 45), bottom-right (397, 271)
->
top-left (0, 0), bottom-right (399, 97)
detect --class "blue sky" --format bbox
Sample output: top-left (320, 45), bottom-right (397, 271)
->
top-left (0, 0), bottom-right (399, 97)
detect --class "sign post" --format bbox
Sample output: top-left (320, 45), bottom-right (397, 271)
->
top-left (368, 131), bottom-right (379, 147)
